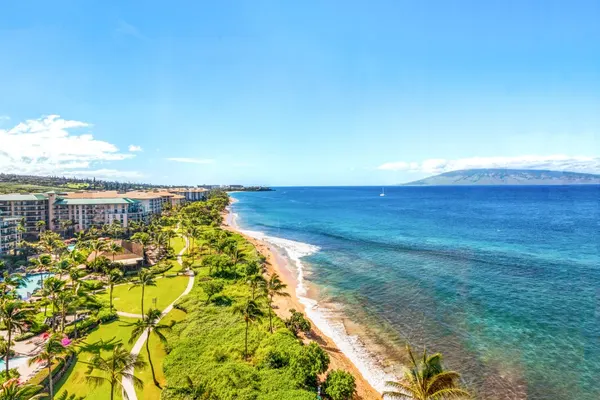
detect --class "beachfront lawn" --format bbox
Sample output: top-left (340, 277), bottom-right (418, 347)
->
top-left (55, 316), bottom-right (139, 400)
top-left (134, 308), bottom-right (188, 400)
top-left (98, 275), bottom-right (189, 315)
top-left (170, 236), bottom-right (186, 255)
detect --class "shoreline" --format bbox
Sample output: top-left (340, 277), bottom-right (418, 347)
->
top-left (223, 200), bottom-right (382, 399)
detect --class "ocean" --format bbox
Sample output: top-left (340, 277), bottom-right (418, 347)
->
top-left (229, 186), bottom-right (600, 399)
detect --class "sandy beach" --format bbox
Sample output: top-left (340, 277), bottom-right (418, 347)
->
top-left (222, 202), bottom-right (382, 400)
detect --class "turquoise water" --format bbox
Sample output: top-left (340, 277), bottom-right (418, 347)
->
top-left (17, 273), bottom-right (52, 299)
top-left (0, 356), bottom-right (28, 370)
top-left (231, 186), bottom-right (600, 399)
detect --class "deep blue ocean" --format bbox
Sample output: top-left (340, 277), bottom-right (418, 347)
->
top-left (230, 186), bottom-right (600, 399)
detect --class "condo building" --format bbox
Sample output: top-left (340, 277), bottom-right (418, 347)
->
top-left (0, 211), bottom-right (21, 254)
top-left (0, 189), bottom-right (188, 249)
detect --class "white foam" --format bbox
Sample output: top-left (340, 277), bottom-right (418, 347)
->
top-left (240, 229), bottom-right (394, 394)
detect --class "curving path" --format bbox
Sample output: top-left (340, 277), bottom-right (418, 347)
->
top-left (122, 235), bottom-right (193, 400)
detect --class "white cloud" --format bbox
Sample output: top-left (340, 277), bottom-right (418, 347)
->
top-left (66, 169), bottom-right (143, 179)
top-left (0, 114), bottom-right (138, 178)
top-left (166, 157), bottom-right (215, 164)
top-left (128, 145), bottom-right (143, 152)
top-left (0, 116), bottom-right (9, 121)
top-left (115, 20), bottom-right (145, 40)
top-left (378, 155), bottom-right (600, 174)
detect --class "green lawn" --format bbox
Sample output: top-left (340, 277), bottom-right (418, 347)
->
top-left (55, 317), bottom-right (139, 400)
top-left (170, 237), bottom-right (186, 255)
top-left (134, 308), bottom-right (188, 400)
top-left (99, 276), bottom-right (189, 315)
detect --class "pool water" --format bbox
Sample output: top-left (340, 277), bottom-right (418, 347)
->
top-left (0, 356), bottom-right (29, 370)
top-left (17, 273), bottom-right (52, 299)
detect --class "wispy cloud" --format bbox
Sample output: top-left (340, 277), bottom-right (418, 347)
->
top-left (0, 115), bottom-right (9, 121)
top-left (378, 155), bottom-right (600, 174)
top-left (115, 20), bottom-right (145, 40)
top-left (166, 157), bottom-right (215, 164)
top-left (0, 114), bottom-right (140, 178)
top-left (128, 145), bottom-right (143, 152)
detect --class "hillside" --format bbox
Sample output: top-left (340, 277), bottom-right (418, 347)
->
top-left (0, 173), bottom-right (162, 194)
top-left (402, 168), bottom-right (600, 186)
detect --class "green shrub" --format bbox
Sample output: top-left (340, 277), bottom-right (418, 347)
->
top-left (289, 342), bottom-right (330, 388)
top-left (14, 331), bottom-right (36, 342)
top-left (323, 370), bottom-right (356, 400)
top-left (285, 309), bottom-right (311, 337)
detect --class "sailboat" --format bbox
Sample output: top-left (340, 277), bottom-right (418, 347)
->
top-left (380, 187), bottom-right (385, 197)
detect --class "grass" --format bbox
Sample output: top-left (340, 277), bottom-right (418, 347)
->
top-left (170, 237), bottom-right (186, 255)
top-left (98, 276), bottom-right (189, 315)
top-left (55, 316), bottom-right (139, 400)
top-left (134, 308), bottom-right (188, 400)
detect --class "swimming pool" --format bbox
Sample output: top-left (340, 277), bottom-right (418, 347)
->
top-left (16, 273), bottom-right (52, 299)
top-left (0, 356), bottom-right (29, 370)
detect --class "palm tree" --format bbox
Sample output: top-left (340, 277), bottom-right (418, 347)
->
top-left (131, 232), bottom-right (152, 266)
top-left (36, 220), bottom-right (46, 236)
top-left (55, 391), bottom-right (85, 400)
top-left (106, 242), bottom-right (123, 263)
top-left (28, 254), bottom-right (52, 288)
top-left (106, 268), bottom-right (124, 311)
top-left (0, 380), bottom-right (46, 400)
top-left (0, 300), bottom-right (35, 377)
top-left (83, 343), bottom-right (146, 400)
top-left (232, 299), bottom-right (264, 360)
top-left (384, 345), bottom-right (470, 400)
top-left (129, 269), bottom-right (156, 318)
top-left (87, 240), bottom-right (109, 262)
top-left (28, 335), bottom-right (71, 400)
top-left (42, 277), bottom-right (66, 330)
top-left (52, 259), bottom-right (72, 281)
top-left (124, 308), bottom-right (172, 388)
top-left (264, 273), bottom-right (290, 333)
top-left (0, 272), bottom-right (26, 300)
top-left (246, 274), bottom-right (266, 300)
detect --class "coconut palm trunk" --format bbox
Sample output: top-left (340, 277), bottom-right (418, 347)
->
top-left (244, 318), bottom-right (249, 359)
top-left (47, 361), bottom-right (54, 399)
top-left (5, 328), bottom-right (11, 377)
top-left (146, 333), bottom-right (160, 387)
top-left (141, 285), bottom-right (145, 318)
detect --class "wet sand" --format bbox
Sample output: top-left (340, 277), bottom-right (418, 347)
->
top-left (222, 205), bottom-right (381, 400)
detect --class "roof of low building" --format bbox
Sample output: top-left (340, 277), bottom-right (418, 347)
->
top-left (0, 194), bottom-right (48, 201)
top-left (54, 198), bottom-right (138, 205)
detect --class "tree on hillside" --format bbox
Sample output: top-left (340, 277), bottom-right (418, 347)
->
top-left (131, 232), bottom-right (152, 266)
top-left (200, 280), bottom-right (224, 305)
top-left (124, 308), bottom-right (173, 388)
top-left (264, 273), bottom-right (290, 333)
top-left (0, 300), bottom-right (35, 377)
top-left (324, 370), bottom-right (356, 400)
top-left (233, 299), bottom-right (264, 360)
top-left (106, 242), bottom-right (123, 263)
top-left (247, 274), bottom-right (266, 300)
top-left (106, 268), bottom-right (124, 311)
top-left (0, 380), bottom-right (46, 400)
top-left (28, 335), bottom-right (71, 400)
top-left (129, 269), bottom-right (156, 318)
top-left (383, 345), bottom-right (470, 400)
top-left (83, 343), bottom-right (146, 400)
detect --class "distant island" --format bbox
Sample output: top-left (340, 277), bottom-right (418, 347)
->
top-left (402, 168), bottom-right (600, 186)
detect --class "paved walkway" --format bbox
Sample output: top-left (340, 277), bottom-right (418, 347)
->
top-left (122, 235), bottom-right (193, 400)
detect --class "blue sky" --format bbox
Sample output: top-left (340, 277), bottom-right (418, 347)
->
top-left (0, 0), bottom-right (599, 186)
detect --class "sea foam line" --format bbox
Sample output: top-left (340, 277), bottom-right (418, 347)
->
top-left (239, 228), bottom-right (393, 394)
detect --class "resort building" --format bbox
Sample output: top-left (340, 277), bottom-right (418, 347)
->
top-left (0, 187), bottom-right (196, 238)
top-left (168, 188), bottom-right (207, 202)
top-left (0, 194), bottom-right (50, 234)
top-left (0, 211), bottom-right (22, 255)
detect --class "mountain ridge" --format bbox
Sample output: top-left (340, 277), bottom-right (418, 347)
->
top-left (401, 168), bottom-right (600, 186)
